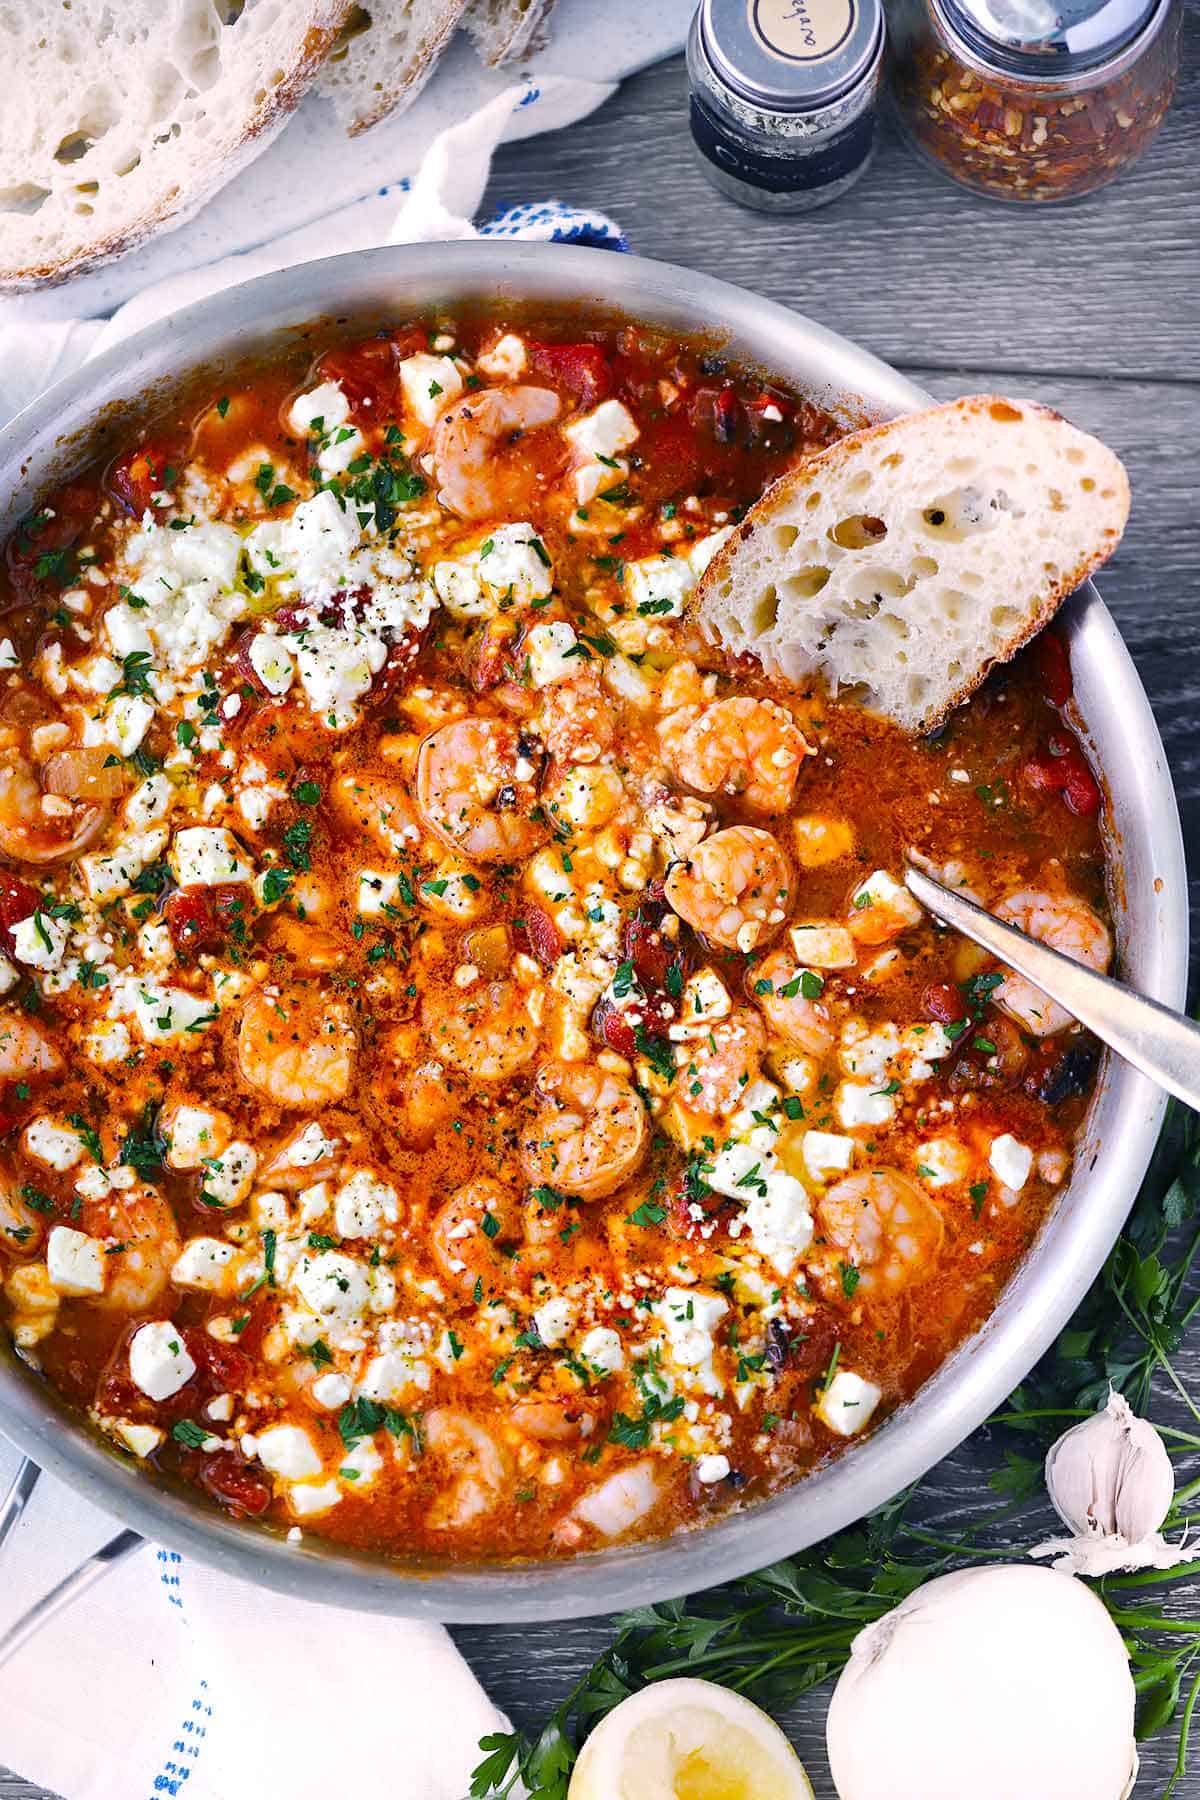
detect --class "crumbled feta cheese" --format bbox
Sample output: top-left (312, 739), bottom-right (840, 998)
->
top-left (533, 1296), bottom-right (574, 1347)
top-left (256, 1424), bottom-right (322, 1480)
top-left (115, 979), bottom-right (218, 1046)
top-left (201, 1142), bottom-right (257, 1208)
top-left (113, 1421), bottom-right (164, 1458)
top-left (849, 869), bottom-right (923, 938)
top-left (477, 334), bottom-right (527, 378)
top-left (398, 354), bottom-right (463, 428)
top-left (289, 380), bottom-right (350, 439)
top-left (579, 1326), bottom-right (624, 1374)
top-left (686, 528), bottom-right (734, 578)
top-left (659, 1287), bottom-right (728, 1375)
top-left (917, 1137), bottom-right (972, 1188)
top-left (708, 1140), bottom-right (770, 1201)
top-left (742, 1170), bottom-right (814, 1275)
top-left (789, 923), bottom-right (856, 969)
top-left (989, 1133), bottom-right (1033, 1192)
top-left (311, 1372), bottom-right (352, 1409)
top-left (293, 1250), bottom-right (371, 1327)
top-left (527, 620), bottom-right (579, 687)
top-left (129, 1321), bottom-right (196, 1401)
top-left (802, 1130), bottom-right (856, 1181)
top-left (334, 1169), bottom-right (399, 1240)
top-left (668, 968), bottom-right (731, 1039)
top-left (79, 827), bottom-right (168, 904)
top-left (695, 1453), bottom-right (731, 1483)
top-left (46, 1226), bottom-right (106, 1297)
top-left (432, 556), bottom-right (487, 617)
top-left (287, 1123), bottom-right (339, 1168)
top-left (24, 1117), bottom-right (84, 1172)
top-left (171, 1237), bottom-right (237, 1292)
top-left (0, 638), bottom-right (18, 670)
top-left (170, 827), bottom-right (253, 888)
top-left (125, 775), bottom-right (173, 829)
top-left (625, 554), bottom-right (694, 620)
top-left (564, 399), bottom-right (639, 461)
top-left (835, 1081), bottom-right (898, 1130)
top-left (478, 524), bottom-right (553, 605)
top-left (82, 1018), bottom-right (131, 1068)
top-left (289, 1479), bottom-right (341, 1517)
top-left (359, 1345), bottom-right (430, 1403)
top-left (248, 633), bottom-right (295, 696)
top-left (10, 912), bottom-right (69, 971)
top-left (815, 1370), bottom-right (883, 1438)
top-left (357, 870), bottom-right (403, 916)
top-left (166, 1105), bottom-right (230, 1169)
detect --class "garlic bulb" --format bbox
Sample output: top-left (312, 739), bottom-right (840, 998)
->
top-left (826, 1564), bottom-right (1138, 1800)
top-left (1031, 1389), bottom-right (1197, 1577)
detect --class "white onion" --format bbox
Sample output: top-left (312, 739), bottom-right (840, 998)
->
top-left (826, 1564), bottom-right (1137, 1800)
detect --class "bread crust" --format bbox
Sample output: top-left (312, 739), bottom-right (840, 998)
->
top-left (464, 0), bottom-right (558, 64)
top-left (319, 1), bottom-right (468, 136)
top-left (0, 2), bottom-right (353, 293)
top-left (690, 394), bottom-right (1130, 735)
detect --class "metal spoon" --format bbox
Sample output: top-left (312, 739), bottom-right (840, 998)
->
top-left (903, 866), bottom-right (1200, 1112)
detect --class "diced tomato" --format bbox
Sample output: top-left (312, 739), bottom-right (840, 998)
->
top-left (200, 1452), bottom-right (273, 1518)
top-left (6, 481), bottom-right (100, 598)
top-left (1022, 735), bottom-right (1101, 818)
top-left (107, 439), bottom-right (183, 517)
top-left (529, 341), bottom-right (614, 408)
top-left (1033, 630), bottom-right (1073, 708)
top-left (591, 997), bottom-right (638, 1060)
top-left (514, 902), bottom-right (562, 969)
top-left (316, 330), bottom-right (423, 422)
top-left (0, 873), bottom-right (40, 954)
top-left (164, 884), bottom-right (252, 959)
top-left (471, 621), bottom-right (517, 693)
top-left (923, 981), bottom-right (967, 1024)
top-left (622, 900), bottom-right (685, 995)
top-left (185, 1329), bottom-right (252, 1396)
top-left (713, 385), bottom-right (741, 444)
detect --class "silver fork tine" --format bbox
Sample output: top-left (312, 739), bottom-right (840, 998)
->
top-left (904, 865), bottom-right (1200, 1113)
top-left (0, 1455), bottom-right (40, 1554)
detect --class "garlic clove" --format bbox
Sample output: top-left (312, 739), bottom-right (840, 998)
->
top-left (1032, 1389), bottom-right (1196, 1578)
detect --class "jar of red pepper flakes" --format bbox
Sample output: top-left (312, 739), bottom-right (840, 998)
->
top-left (888, 0), bottom-right (1182, 202)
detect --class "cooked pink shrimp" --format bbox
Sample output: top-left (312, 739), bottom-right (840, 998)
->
top-left (416, 716), bottom-right (549, 864)
top-left (660, 696), bottom-right (812, 813)
top-left (521, 1061), bottom-right (647, 1201)
top-left (431, 1178), bottom-right (522, 1295)
top-left (0, 1165), bottom-right (45, 1256)
top-left (664, 825), bottom-right (791, 953)
top-left (992, 888), bottom-right (1112, 1037)
top-left (0, 1011), bottom-right (63, 1080)
top-left (77, 1186), bottom-right (181, 1311)
top-left (675, 1008), bottom-right (765, 1116)
top-left (751, 948), bottom-right (835, 1056)
top-left (237, 987), bottom-right (357, 1107)
top-left (817, 1169), bottom-right (944, 1293)
top-left (424, 1409), bottom-right (511, 1530)
top-left (536, 668), bottom-right (616, 765)
top-left (422, 978), bottom-right (539, 1081)
top-left (329, 770), bottom-right (421, 859)
top-left (431, 385), bottom-right (562, 521)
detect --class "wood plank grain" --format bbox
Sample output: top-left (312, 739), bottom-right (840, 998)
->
top-left (481, 6), bottom-right (1200, 384)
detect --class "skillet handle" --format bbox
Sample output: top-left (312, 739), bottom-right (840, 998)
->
top-left (0, 1524), bottom-right (143, 1670)
top-left (0, 1454), bottom-right (40, 1553)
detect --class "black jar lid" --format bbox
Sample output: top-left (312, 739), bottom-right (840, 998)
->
top-left (698, 0), bottom-right (885, 111)
top-left (938, 0), bottom-right (1164, 74)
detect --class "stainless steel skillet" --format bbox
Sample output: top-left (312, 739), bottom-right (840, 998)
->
top-left (0, 241), bottom-right (1186, 1622)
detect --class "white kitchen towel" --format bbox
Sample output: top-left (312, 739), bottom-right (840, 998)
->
top-left (0, 75), bottom-right (641, 1800)
top-left (0, 1442), bottom-right (507, 1800)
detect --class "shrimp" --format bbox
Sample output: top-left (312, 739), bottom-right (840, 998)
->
top-left (77, 1186), bottom-right (181, 1311)
top-left (329, 770), bottom-right (420, 860)
top-left (257, 1123), bottom-right (341, 1191)
top-left (511, 1392), bottom-right (607, 1443)
top-left (537, 668), bottom-right (616, 765)
top-left (660, 696), bottom-right (812, 813)
top-left (0, 745), bottom-right (110, 864)
top-left (0, 1011), bottom-right (63, 1080)
top-left (521, 1061), bottom-right (647, 1201)
top-left (423, 1408), bottom-right (511, 1530)
top-left (676, 1008), bottom-right (765, 1116)
top-left (416, 716), bottom-right (549, 864)
top-left (751, 948), bottom-right (835, 1056)
top-left (431, 385), bottom-right (563, 522)
top-left (992, 888), bottom-right (1112, 1037)
top-left (237, 987), bottom-right (356, 1108)
top-left (431, 1178), bottom-right (522, 1295)
top-left (817, 1169), bottom-right (944, 1293)
top-left (0, 1166), bottom-right (44, 1255)
top-left (422, 978), bottom-right (539, 1080)
top-left (664, 824), bottom-right (791, 953)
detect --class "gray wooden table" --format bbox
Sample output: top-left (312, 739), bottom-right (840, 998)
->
top-left (3, 16), bottom-right (1199, 1797)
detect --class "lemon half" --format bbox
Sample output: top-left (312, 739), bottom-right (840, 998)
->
top-left (567, 1676), bottom-right (814, 1800)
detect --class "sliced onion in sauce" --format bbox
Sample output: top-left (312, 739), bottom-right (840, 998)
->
top-left (42, 748), bottom-right (127, 800)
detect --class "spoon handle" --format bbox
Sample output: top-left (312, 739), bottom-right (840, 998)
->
top-left (903, 866), bottom-right (1200, 1113)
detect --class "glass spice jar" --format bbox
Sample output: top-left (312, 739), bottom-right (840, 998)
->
top-left (889, 0), bottom-right (1181, 203)
top-left (686, 0), bottom-right (886, 212)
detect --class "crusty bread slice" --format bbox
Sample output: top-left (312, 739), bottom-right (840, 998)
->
top-left (463, 0), bottom-right (559, 64)
top-left (691, 395), bottom-right (1130, 735)
top-left (318, 1), bottom-right (467, 135)
top-left (0, 0), bottom-right (352, 293)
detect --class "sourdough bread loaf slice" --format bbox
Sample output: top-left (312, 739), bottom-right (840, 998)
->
top-left (318, 1), bottom-right (467, 135)
top-left (691, 395), bottom-right (1130, 735)
top-left (0, 0), bottom-right (352, 293)
top-left (463, 0), bottom-right (558, 63)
